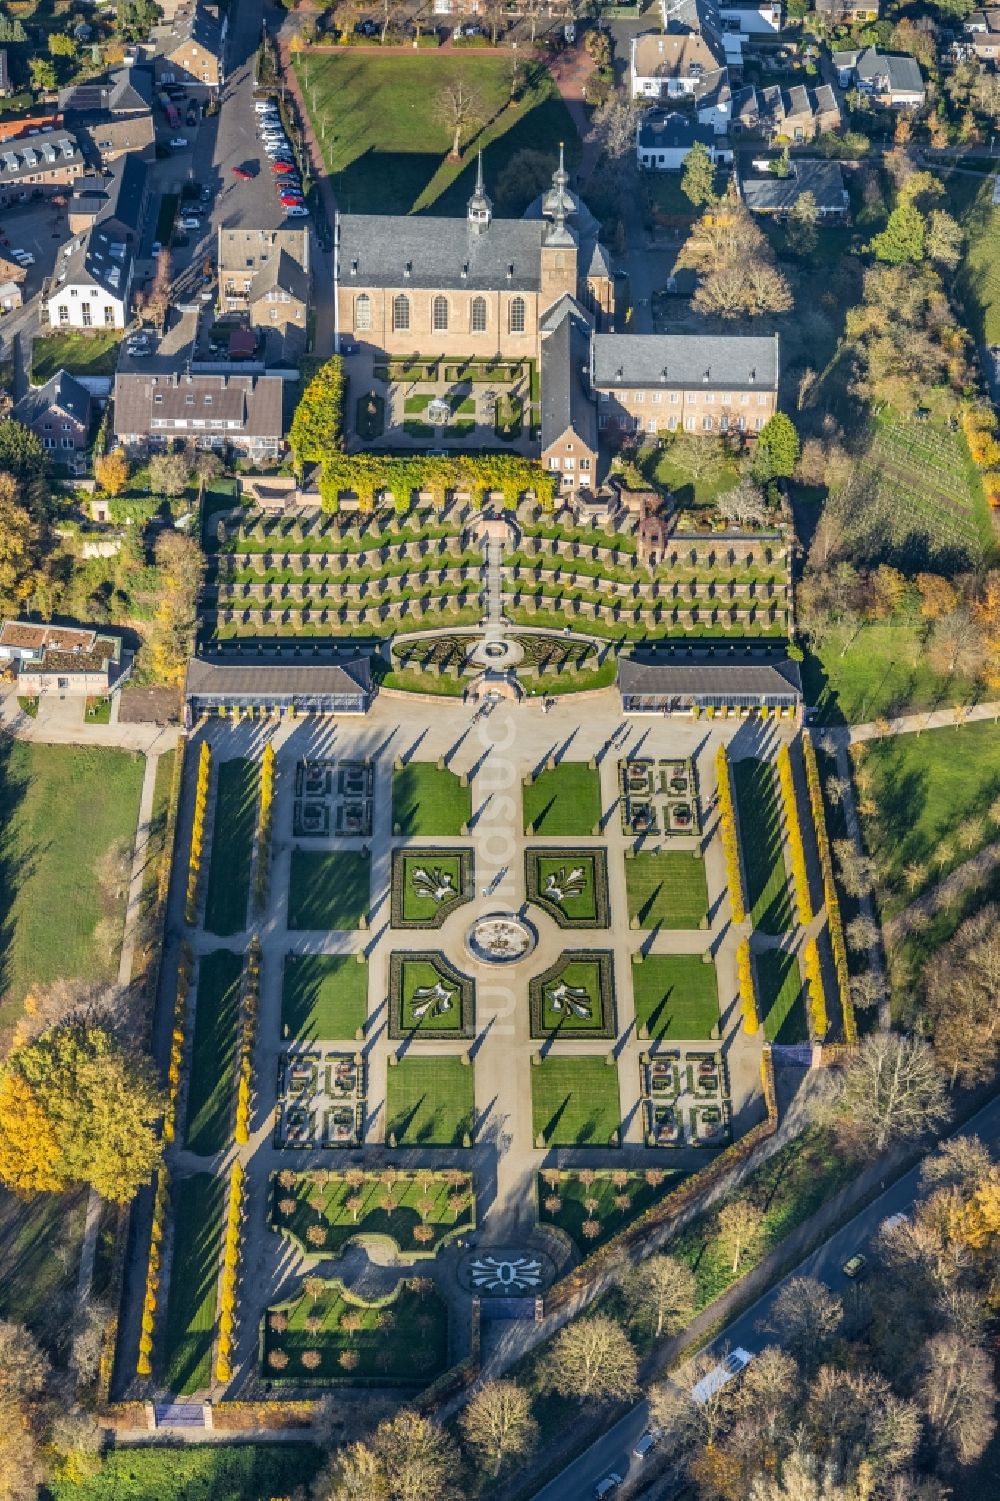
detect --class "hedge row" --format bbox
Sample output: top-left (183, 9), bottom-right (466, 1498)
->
top-left (387, 950), bottom-right (476, 1040)
top-left (802, 736), bottom-right (857, 1044)
top-left (803, 936), bottom-right (828, 1042)
top-left (389, 847), bottom-right (474, 930)
top-left (317, 453), bottom-right (557, 512)
top-left (136, 1167), bottom-right (169, 1378)
top-left (185, 743), bottom-right (212, 925)
top-left (528, 949), bottom-right (618, 1041)
top-left (215, 1161), bottom-right (245, 1384)
top-left (254, 743), bottom-right (275, 913)
top-left (714, 745), bottom-right (747, 925)
top-left (235, 938), bottom-right (260, 1147)
top-left (737, 936), bottom-right (758, 1035)
top-left (776, 743), bottom-right (813, 925)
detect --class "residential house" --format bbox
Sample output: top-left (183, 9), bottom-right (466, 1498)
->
top-left (630, 29), bottom-right (728, 102)
top-left (589, 332), bottom-right (780, 437)
top-left (66, 153), bottom-right (149, 242)
top-left (13, 371), bottom-right (92, 470)
top-left (59, 64), bottom-right (156, 165)
top-left (0, 132), bottom-right (84, 208)
top-left (0, 620), bottom-right (126, 698)
top-left (113, 371), bottom-right (285, 460)
top-left (759, 81), bottom-right (841, 140)
top-left (217, 225), bottom-right (311, 342)
top-left (817, 0), bottom-right (879, 18)
top-left (739, 158), bottom-right (850, 218)
top-left (46, 218), bottom-right (135, 331)
top-left (718, 0), bottom-right (782, 34)
top-left (961, 11), bottom-right (1000, 62)
top-left (637, 110), bottom-right (732, 170)
top-left (539, 296), bottom-right (598, 501)
top-left (159, 0), bottom-right (225, 96)
top-left (832, 47), bottom-right (926, 106)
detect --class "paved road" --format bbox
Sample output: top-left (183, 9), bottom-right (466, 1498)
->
top-left (532, 1091), bottom-right (1000, 1501)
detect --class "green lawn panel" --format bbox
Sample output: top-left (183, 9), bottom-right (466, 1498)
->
top-left (731, 758), bottom-right (793, 934)
top-left (263, 1281), bottom-right (448, 1385)
top-left (625, 851), bottom-right (710, 929)
top-left (161, 1173), bottom-right (224, 1395)
top-left (538, 1169), bottom-right (688, 1256)
top-left (531, 1056), bottom-right (621, 1146)
top-left (184, 949), bottom-right (242, 1154)
top-left (288, 850), bottom-right (370, 930)
top-left (385, 1056), bottom-right (475, 1146)
top-left (392, 763), bottom-right (470, 837)
top-left (537, 958), bottom-right (609, 1036)
top-left (756, 948), bottom-right (808, 1044)
top-left (523, 762), bottom-right (601, 835)
top-left (281, 954), bottom-right (369, 1040)
top-left (400, 852), bottom-right (464, 922)
top-left (46, 1444), bottom-right (325, 1501)
top-left (0, 1187), bottom-right (88, 1355)
top-left (632, 954), bottom-right (720, 1041)
top-left (204, 758), bottom-right (258, 937)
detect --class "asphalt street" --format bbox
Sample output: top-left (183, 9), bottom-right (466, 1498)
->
top-left (531, 1092), bottom-right (1000, 1501)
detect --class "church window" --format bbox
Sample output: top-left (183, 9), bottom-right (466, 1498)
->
top-left (471, 296), bottom-right (487, 333)
top-left (355, 293), bottom-right (372, 330)
top-left (432, 295), bottom-right (448, 332)
top-left (509, 296), bottom-right (526, 334)
top-left (392, 294), bottom-right (410, 331)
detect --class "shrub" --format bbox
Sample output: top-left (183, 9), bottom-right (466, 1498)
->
top-left (776, 744), bottom-right (813, 924)
top-left (135, 1165), bottom-right (170, 1377)
top-left (803, 937), bottom-right (828, 1041)
top-left (234, 937), bottom-right (260, 1146)
top-left (715, 746), bottom-right (746, 924)
top-left (737, 937), bottom-right (758, 1035)
top-left (185, 742), bottom-right (213, 924)
top-left (214, 1161), bottom-right (245, 1384)
top-left (254, 742), bottom-right (276, 912)
top-left (802, 737), bottom-right (856, 1043)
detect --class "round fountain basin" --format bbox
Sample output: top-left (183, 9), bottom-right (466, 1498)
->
top-left (466, 912), bottom-right (537, 965)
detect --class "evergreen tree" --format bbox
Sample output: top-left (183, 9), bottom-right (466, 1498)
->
top-left (681, 141), bottom-right (717, 208)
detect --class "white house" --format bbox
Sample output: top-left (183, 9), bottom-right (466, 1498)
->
top-left (718, 0), bottom-right (782, 34)
top-left (45, 220), bottom-right (133, 331)
top-left (637, 110), bottom-right (733, 170)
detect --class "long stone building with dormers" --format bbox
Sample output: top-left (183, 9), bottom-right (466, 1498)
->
top-left (333, 152), bottom-right (619, 362)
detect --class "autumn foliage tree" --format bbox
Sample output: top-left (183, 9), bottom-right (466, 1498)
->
top-left (288, 355), bottom-right (346, 476)
top-left (144, 530), bottom-right (204, 685)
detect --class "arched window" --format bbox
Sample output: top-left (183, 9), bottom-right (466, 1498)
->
top-left (354, 293), bottom-right (371, 331)
top-left (471, 296), bottom-right (487, 334)
top-left (392, 294), bottom-right (410, 332)
top-left (432, 295), bottom-right (449, 332)
top-left (509, 296), bottom-right (526, 334)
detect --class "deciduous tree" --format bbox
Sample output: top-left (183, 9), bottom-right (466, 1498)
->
top-left (752, 413), bottom-right (800, 481)
top-left (621, 1253), bottom-right (696, 1338)
top-left (838, 1033), bottom-right (950, 1157)
top-left (93, 450), bottom-right (130, 497)
top-left (434, 79), bottom-right (484, 160)
top-left (322, 1410), bottom-right (460, 1501)
top-left (288, 356), bottom-right (346, 475)
top-left (918, 1331), bottom-right (997, 1468)
top-left (764, 1277), bottom-right (842, 1366)
top-left (716, 1197), bottom-right (764, 1274)
top-left (148, 451), bottom-right (191, 498)
top-left (543, 1315), bottom-right (638, 1403)
top-left (459, 1380), bottom-right (538, 1478)
top-left (869, 202), bottom-right (926, 265)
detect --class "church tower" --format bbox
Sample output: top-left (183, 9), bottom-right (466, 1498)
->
top-left (467, 151), bottom-right (492, 234)
top-left (539, 143), bottom-right (578, 311)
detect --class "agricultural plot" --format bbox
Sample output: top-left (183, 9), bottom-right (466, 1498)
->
top-left (531, 1056), bottom-right (622, 1147)
top-left (271, 1169), bottom-right (475, 1259)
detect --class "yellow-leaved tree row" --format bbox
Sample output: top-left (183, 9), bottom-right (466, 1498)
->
top-left (234, 939), bottom-right (260, 1148)
top-left (163, 943), bottom-right (193, 1147)
top-left (185, 742), bottom-right (213, 924)
top-left (801, 736), bottom-right (857, 1044)
top-left (254, 743), bottom-right (276, 912)
top-left (714, 745), bottom-right (746, 925)
top-left (776, 743), bottom-right (813, 925)
top-left (802, 936), bottom-right (828, 1041)
top-left (736, 937), bottom-right (758, 1035)
top-left (215, 1161), bottom-right (245, 1384)
top-left (137, 1166), bottom-right (170, 1378)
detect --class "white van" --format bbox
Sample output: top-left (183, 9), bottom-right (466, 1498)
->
top-left (691, 1347), bottom-right (753, 1405)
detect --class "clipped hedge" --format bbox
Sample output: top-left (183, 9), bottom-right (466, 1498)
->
top-left (528, 949), bottom-right (617, 1040)
top-left (714, 745), bottom-right (747, 925)
top-left (802, 936), bottom-right (828, 1042)
top-left (776, 742), bottom-right (813, 924)
top-left (737, 936), bottom-right (758, 1035)
top-left (524, 846), bottom-right (610, 929)
top-left (388, 950), bottom-right (476, 1040)
top-left (137, 1166), bottom-right (170, 1377)
top-left (802, 735), bottom-right (857, 1044)
top-left (215, 1161), bottom-right (245, 1384)
top-left (185, 742), bottom-right (212, 924)
top-left (234, 938), bottom-right (260, 1147)
top-left (317, 453), bottom-right (557, 512)
top-left (389, 846), bottom-right (474, 929)
top-left (254, 742), bottom-right (275, 912)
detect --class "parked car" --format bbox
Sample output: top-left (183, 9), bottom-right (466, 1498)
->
top-left (10, 248), bottom-right (34, 265)
top-left (180, 215), bottom-right (201, 230)
top-left (151, 240), bottom-right (162, 257)
top-left (168, 136), bottom-right (189, 149)
top-left (354, 18), bottom-right (378, 34)
top-left (284, 204), bottom-right (309, 218)
top-left (272, 161), bottom-right (295, 174)
top-left (126, 343), bottom-right (152, 358)
top-left (632, 1430), bottom-right (659, 1460)
top-left (280, 195), bottom-right (304, 207)
top-left (691, 1348), bottom-right (753, 1405)
top-left (232, 165), bottom-right (253, 180)
top-left (594, 1477), bottom-right (622, 1499)
top-left (254, 96), bottom-right (275, 112)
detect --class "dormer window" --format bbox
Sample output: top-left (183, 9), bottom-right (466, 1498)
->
top-left (351, 258), bottom-right (358, 275)
top-left (403, 261), bottom-right (412, 279)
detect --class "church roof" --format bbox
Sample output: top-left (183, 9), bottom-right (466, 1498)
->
top-left (337, 213), bottom-right (550, 292)
top-left (541, 298), bottom-right (597, 454)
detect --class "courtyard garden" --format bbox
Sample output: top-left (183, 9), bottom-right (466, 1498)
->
top-left (530, 952), bottom-right (616, 1040)
top-left (526, 848), bottom-right (609, 927)
top-left (625, 850), bottom-right (709, 930)
top-left (755, 946), bottom-right (808, 1045)
top-left (161, 1173), bottom-right (225, 1394)
top-left (531, 1056), bottom-right (622, 1147)
top-left (184, 949), bottom-right (243, 1156)
top-left (632, 954), bottom-right (720, 1042)
top-left (271, 1168), bottom-right (475, 1258)
top-left (537, 1167), bottom-right (688, 1255)
top-left (262, 1277), bottom-right (448, 1386)
top-left (281, 954), bottom-right (369, 1040)
top-left (204, 758), bottom-right (258, 937)
top-left (392, 763), bottom-right (471, 837)
top-left (288, 850), bottom-right (370, 931)
top-left (523, 761), bottom-right (601, 835)
top-left (388, 951), bottom-right (475, 1039)
top-left (385, 1055), bottom-right (475, 1147)
top-left (731, 758), bottom-right (793, 934)
top-left (391, 847), bottom-right (474, 927)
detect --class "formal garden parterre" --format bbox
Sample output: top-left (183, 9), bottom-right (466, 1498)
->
top-left (529, 951), bottom-right (617, 1041)
top-left (525, 847), bottom-right (610, 928)
top-left (391, 846), bottom-right (474, 927)
top-left (271, 1168), bottom-right (475, 1259)
top-left (388, 951), bottom-right (476, 1040)
top-left (262, 1277), bottom-right (449, 1387)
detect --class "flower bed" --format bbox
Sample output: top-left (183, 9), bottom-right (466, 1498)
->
top-left (525, 847), bottom-right (609, 928)
top-left (529, 950), bottom-right (617, 1040)
top-left (390, 846), bottom-right (474, 928)
top-left (388, 950), bottom-right (475, 1039)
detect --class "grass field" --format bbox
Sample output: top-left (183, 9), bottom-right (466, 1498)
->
top-left (392, 763), bottom-right (471, 837)
top-left (856, 720), bottom-right (1000, 919)
top-left (294, 50), bottom-right (576, 216)
top-left (281, 954), bottom-right (369, 1040)
top-left (47, 1445), bottom-right (325, 1501)
top-left (262, 1279), bottom-right (448, 1385)
top-left (632, 954), bottom-right (720, 1041)
top-left (288, 850), bottom-right (370, 930)
top-left (952, 171), bottom-right (1000, 345)
top-left (273, 1169), bottom-right (474, 1258)
top-left (398, 851), bottom-right (468, 923)
top-left (139, 749), bottom-right (176, 930)
top-left (524, 761), bottom-right (601, 835)
top-left (802, 620), bottom-right (982, 726)
top-left (184, 949), bottom-right (242, 1155)
top-left (625, 851), bottom-right (710, 929)
top-left (31, 329), bottom-right (121, 384)
top-left (532, 1056), bottom-right (621, 1147)
top-left (0, 742), bottom-right (144, 1032)
top-left (385, 1055), bottom-right (475, 1146)
top-left (731, 758), bottom-right (793, 934)
top-left (203, 758), bottom-right (258, 937)
top-left (755, 947), bottom-right (807, 1045)
top-left (162, 1173), bottom-right (224, 1395)
top-left (0, 1187), bottom-right (88, 1358)
top-left (538, 1168), bottom-right (687, 1256)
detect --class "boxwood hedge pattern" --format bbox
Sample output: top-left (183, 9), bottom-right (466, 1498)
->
top-left (529, 949), bottom-right (617, 1040)
top-left (390, 846), bottom-right (474, 929)
top-left (388, 949), bottom-right (476, 1039)
top-left (525, 847), bottom-right (610, 929)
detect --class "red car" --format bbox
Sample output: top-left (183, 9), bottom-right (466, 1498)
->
top-left (272, 161), bottom-right (295, 174)
top-left (280, 195), bottom-right (303, 207)
top-left (232, 166), bottom-right (253, 180)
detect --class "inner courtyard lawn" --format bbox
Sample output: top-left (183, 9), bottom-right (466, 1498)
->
top-left (281, 954), bottom-right (369, 1040)
top-left (263, 1279), bottom-right (448, 1385)
top-left (524, 762), bottom-right (601, 835)
top-left (632, 954), bottom-right (720, 1041)
top-left (392, 763), bottom-right (470, 837)
top-left (532, 1056), bottom-right (622, 1147)
top-left (184, 949), bottom-right (243, 1155)
top-left (162, 1173), bottom-right (225, 1395)
top-left (203, 758), bottom-right (258, 937)
top-left (294, 51), bottom-right (576, 216)
top-left (272, 1169), bottom-right (474, 1257)
top-left (385, 1055), bottom-right (475, 1146)
top-left (755, 947), bottom-right (808, 1045)
top-left (288, 850), bottom-right (370, 930)
top-left (731, 758), bottom-right (793, 934)
top-left (626, 851), bottom-right (710, 929)
top-left (0, 742), bottom-right (144, 1030)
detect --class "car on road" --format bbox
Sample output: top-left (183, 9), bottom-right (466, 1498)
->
top-left (231, 166), bottom-right (253, 180)
top-left (180, 216), bottom-right (201, 230)
top-left (284, 204), bottom-right (309, 218)
top-left (169, 137), bottom-right (189, 149)
top-left (691, 1347), bottom-right (753, 1405)
top-left (151, 240), bottom-right (162, 257)
top-left (632, 1429), bottom-right (659, 1460)
top-left (842, 1253), bottom-right (867, 1278)
top-left (594, 1476), bottom-right (622, 1499)
top-left (11, 248), bottom-right (34, 265)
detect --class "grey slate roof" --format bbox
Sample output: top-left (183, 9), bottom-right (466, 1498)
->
top-left (249, 247), bottom-right (309, 305)
top-left (93, 152), bottom-right (147, 239)
top-left (540, 298), bottom-right (597, 455)
top-left (638, 110), bottom-right (718, 151)
top-left (619, 642), bottom-right (802, 699)
top-left (836, 46), bottom-right (925, 96)
top-left (15, 370), bottom-right (91, 430)
top-left (60, 64), bottom-right (154, 116)
top-left (337, 212), bottom-right (551, 293)
top-left (591, 333), bottom-right (779, 391)
top-left (56, 217), bottom-right (133, 304)
top-left (0, 134), bottom-right (82, 187)
top-left (114, 372), bottom-right (284, 440)
top-left (186, 653), bottom-right (371, 700)
top-left (741, 159), bottom-right (848, 214)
